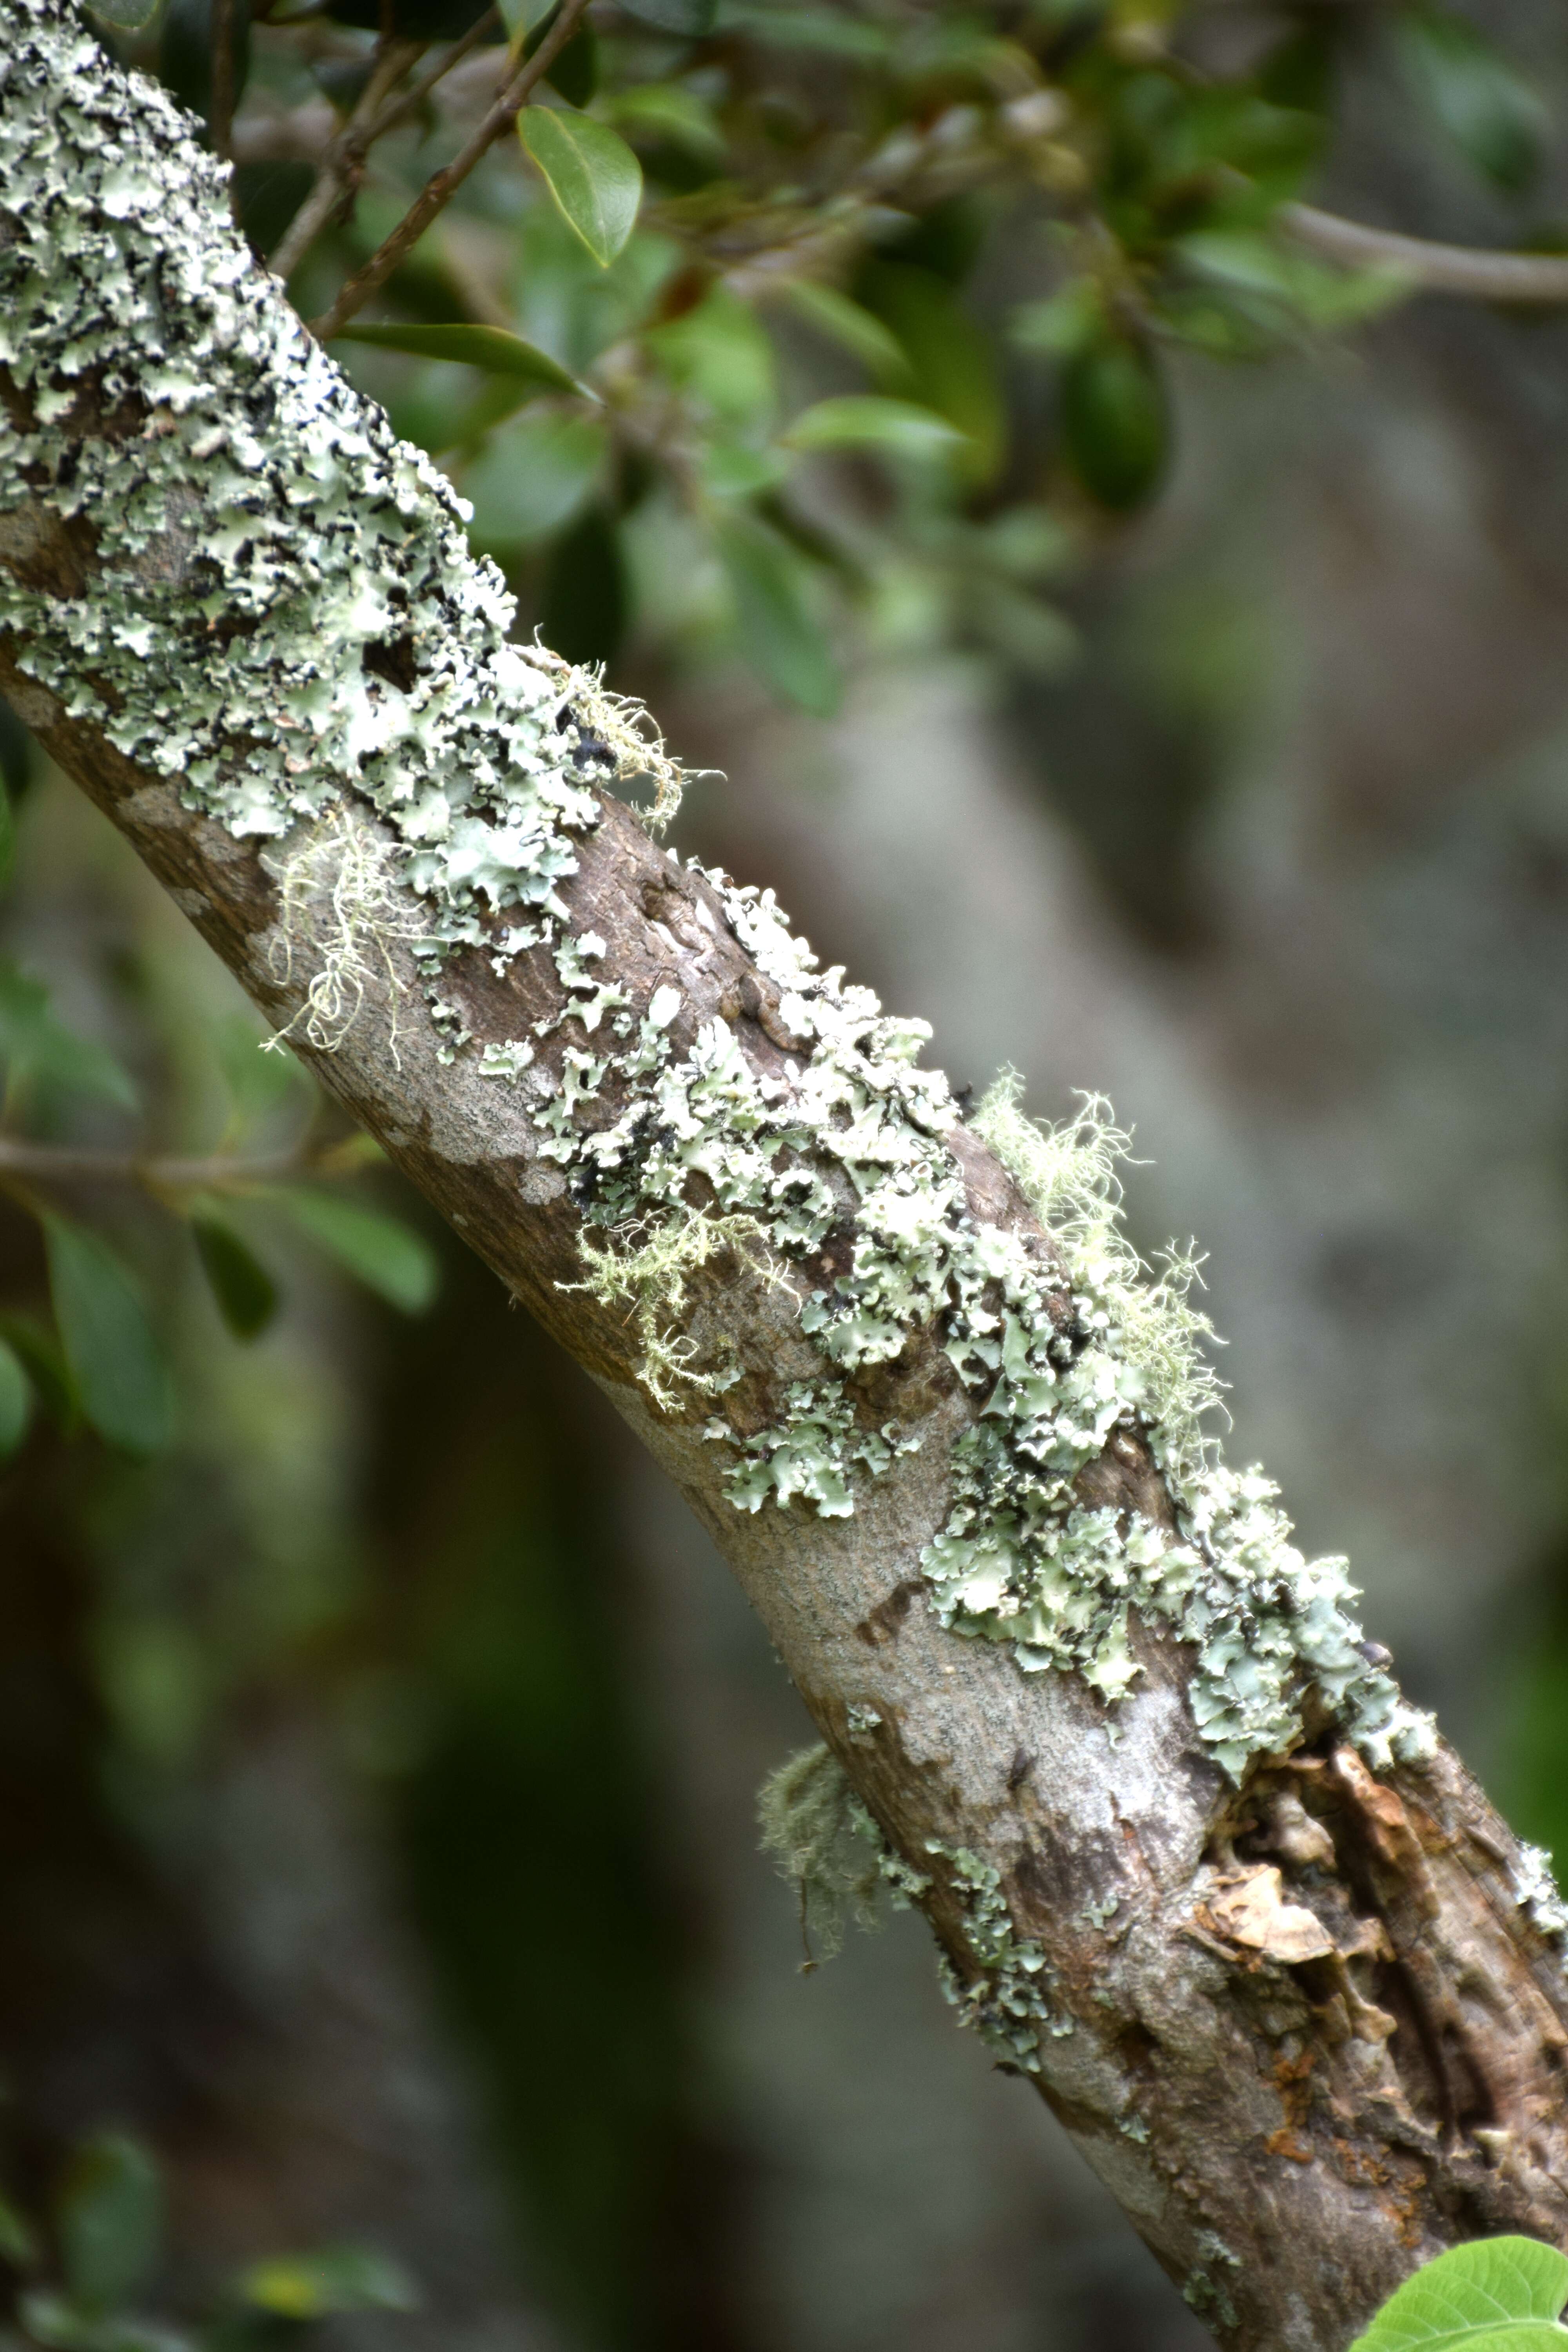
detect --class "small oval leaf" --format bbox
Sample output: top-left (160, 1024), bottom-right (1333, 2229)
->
top-left (0, 1337), bottom-right (31, 1463)
top-left (45, 1221), bottom-right (172, 1457)
top-left (91, 0), bottom-right (159, 27)
top-left (1059, 338), bottom-right (1169, 513)
top-left (192, 1216), bottom-right (279, 1342)
top-left (715, 513), bottom-right (841, 717)
top-left (613, 0), bottom-right (715, 32)
top-left (241, 2247), bottom-right (417, 2321)
top-left (784, 396), bottom-right (962, 458)
top-left (278, 1190), bottom-right (440, 1316)
top-left (519, 107), bottom-right (642, 268)
top-left (1350, 2238), bottom-right (1568, 2352)
top-left (335, 321), bottom-right (592, 398)
top-left (58, 2134), bottom-right (163, 2314)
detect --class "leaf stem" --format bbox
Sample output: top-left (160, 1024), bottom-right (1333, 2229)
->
top-left (307, 0), bottom-right (593, 342)
top-left (1283, 203), bottom-right (1568, 303)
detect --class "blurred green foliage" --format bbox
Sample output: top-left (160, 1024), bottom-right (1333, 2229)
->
top-left (10, 1), bottom-right (1568, 2345)
top-left (0, 2127), bottom-right (414, 2350)
top-left (99, 0), bottom-right (1555, 724)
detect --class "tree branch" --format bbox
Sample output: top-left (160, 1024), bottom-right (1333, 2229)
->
top-left (267, 32), bottom-right (427, 282)
top-left (5, 11), bottom-right (1568, 2348)
top-left (306, 0), bottom-right (591, 340)
top-left (1283, 201), bottom-right (1568, 303)
top-left (0, 1136), bottom-right (327, 1193)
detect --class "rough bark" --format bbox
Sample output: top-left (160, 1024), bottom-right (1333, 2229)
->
top-left (4, 11), bottom-right (1568, 2348)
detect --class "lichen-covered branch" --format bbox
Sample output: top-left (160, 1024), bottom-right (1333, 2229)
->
top-left (4, 10), bottom-right (1568, 2347)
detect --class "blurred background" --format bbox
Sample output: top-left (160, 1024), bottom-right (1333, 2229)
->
top-left (7, 0), bottom-right (1568, 2345)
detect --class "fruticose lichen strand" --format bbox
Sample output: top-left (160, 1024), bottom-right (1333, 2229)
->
top-left (0, 0), bottom-right (1482, 2068)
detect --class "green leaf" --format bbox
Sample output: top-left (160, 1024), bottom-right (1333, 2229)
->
top-left (614, 0), bottom-right (715, 34)
top-left (57, 2136), bottom-right (163, 2314)
top-left (780, 281), bottom-right (914, 390)
top-left (855, 261), bottom-right (1005, 486)
top-left (334, 322), bottom-right (592, 398)
top-left (45, 1222), bottom-right (173, 1457)
top-left (784, 396), bottom-right (962, 459)
top-left (496, 0), bottom-right (554, 42)
top-left (1060, 338), bottom-right (1169, 513)
top-left (716, 513), bottom-right (841, 716)
top-left (0, 962), bottom-right (137, 1111)
top-left (0, 778), bottom-right (14, 897)
top-left (90, 0), bottom-right (158, 27)
top-left (540, 504), bottom-right (628, 670)
top-left (519, 107), bottom-right (642, 268)
top-left (1350, 2238), bottom-right (1568, 2352)
top-left (192, 1217), bottom-right (279, 1342)
top-left (0, 2189), bottom-right (36, 2270)
top-left (605, 82), bottom-right (727, 166)
top-left (460, 411), bottom-right (609, 550)
top-left (20, 2287), bottom-right (190, 2352)
top-left (0, 1315), bottom-right (76, 1431)
top-left (156, 0), bottom-right (251, 124)
top-left (1011, 280), bottom-right (1105, 359)
top-left (0, 1338), bottom-right (31, 1463)
top-left (541, 20), bottom-right (599, 107)
top-left (277, 1190), bottom-right (440, 1314)
top-left (1397, 7), bottom-right (1549, 193)
top-left (239, 2246), bottom-right (417, 2320)
top-left (645, 284), bottom-right (777, 432)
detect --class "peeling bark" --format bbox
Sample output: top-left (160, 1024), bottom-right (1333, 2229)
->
top-left (3, 10), bottom-right (1568, 2347)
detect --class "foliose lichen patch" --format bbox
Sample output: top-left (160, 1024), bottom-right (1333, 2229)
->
top-left (0, 0), bottom-right (1504, 2053)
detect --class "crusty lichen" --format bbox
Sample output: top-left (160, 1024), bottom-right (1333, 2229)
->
top-left (0, 0), bottom-right (1446, 1824)
top-left (1515, 1843), bottom-right (1568, 1944)
top-left (926, 1838), bottom-right (1066, 2071)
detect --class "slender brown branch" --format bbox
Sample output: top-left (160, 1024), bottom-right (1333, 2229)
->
top-left (0, 1136), bottom-right (325, 1194)
top-left (307, 0), bottom-right (592, 341)
top-left (268, 34), bottom-right (427, 282)
top-left (1283, 201), bottom-right (1568, 303)
top-left (209, 0), bottom-right (239, 187)
top-left (358, 10), bottom-right (502, 149)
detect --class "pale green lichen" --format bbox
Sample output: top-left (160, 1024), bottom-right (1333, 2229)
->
top-left (0, 2), bottom-right (664, 998)
top-left (0, 0), bottom-right (1446, 1829)
top-left (711, 1384), bottom-right (918, 1518)
top-left (926, 1839), bottom-right (1067, 2070)
top-left (1516, 1843), bottom-right (1568, 1944)
top-left (1183, 2232), bottom-right (1242, 2330)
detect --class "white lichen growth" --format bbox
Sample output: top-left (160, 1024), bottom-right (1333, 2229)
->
top-left (927, 1839), bottom-right (1065, 2070)
top-left (0, 0), bottom-right (1436, 1850)
top-left (711, 1384), bottom-right (918, 1518)
top-left (1515, 1843), bottom-right (1568, 1944)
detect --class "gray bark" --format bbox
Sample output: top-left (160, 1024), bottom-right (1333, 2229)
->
top-left (4, 8), bottom-right (1568, 2347)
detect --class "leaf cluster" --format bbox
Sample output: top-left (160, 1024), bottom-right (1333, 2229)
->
top-left (88, 0), bottom-right (1557, 713)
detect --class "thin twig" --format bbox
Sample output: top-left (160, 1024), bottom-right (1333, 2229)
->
top-left (358, 9), bottom-right (502, 152)
top-left (269, 34), bottom-right (427, 282)
top-left (0, 1137), bottom-right (321, 1193)
top-left (307, 0), bottom-right (593, 342)
top-left (209, 0), bottom-right (239, 185)
top-left (1283, 202), bottom-right (1568, 304)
